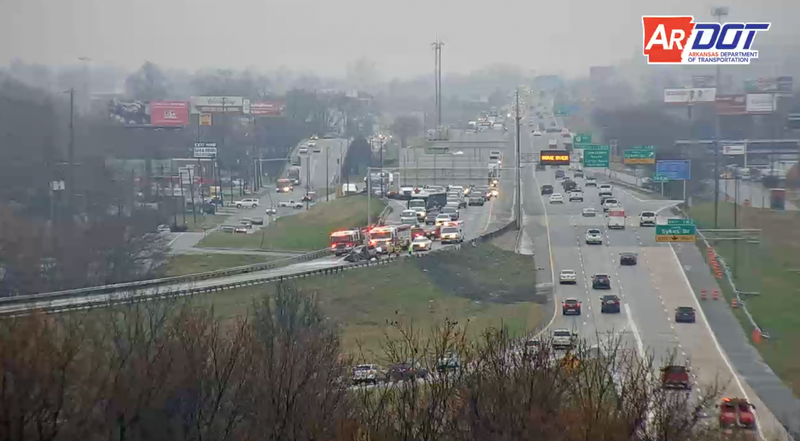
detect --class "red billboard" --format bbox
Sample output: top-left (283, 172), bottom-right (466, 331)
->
top-left (715, 95), bottom-right (747, 115)
top-left (250, 101), bottom-right (285, 116)
top-left (150, 101), bottom-right (189, 126)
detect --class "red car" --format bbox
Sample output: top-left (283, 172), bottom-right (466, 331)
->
top-left (661, 365), bottom-right (691, 389)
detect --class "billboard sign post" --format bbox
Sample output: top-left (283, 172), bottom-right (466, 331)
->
top-left (722, 144), bottom-right (746, 156)
top-left (190, 96), bottom-right (250, 114)
top-left (623, 146), bottom-right (656, 164)
top-left (655, 160), bottom-right (691, 181)
top-left (746, 94), bottom-right (777, 113)
top-left (715, 95), bottom-right (748, 115)
top-left (250, 101), bottom-right (286, 116)
top-left (199, 114), bottom-right (212, 126)
top-left (149, 101), bottom-right (189, 127)
top-left (582, 145), bottom-right (610, 168)
top-left (193, 142), bottom-right (218, 159)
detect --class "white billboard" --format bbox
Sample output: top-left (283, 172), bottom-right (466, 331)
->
top-left (722, 144), bottom-right (746, 156)
top-left (746, 94), bottom-right (776, 113)
top-left (664, 88), bottom-right (717, 104)
top-left (190, 96), bottom-right (250, 114)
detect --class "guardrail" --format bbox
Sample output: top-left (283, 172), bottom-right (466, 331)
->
top-left (2, 220), bottom-right (518, 315)
top-left (0, 247), bottom-right (331, 307)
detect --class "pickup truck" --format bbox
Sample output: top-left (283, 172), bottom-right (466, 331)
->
top-left (661, 365), bottom-right (691, 389)
top-left (719, 398), bottom-right (757, 433)
top-left (279, 200), bottom-right (304, 209)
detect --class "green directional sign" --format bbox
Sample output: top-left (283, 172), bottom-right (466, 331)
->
top-left (574, 132), bottom-right (592, 146)
top-left (655, 224), bottom-right (696, 242)
top-left (667, 218), bottom-right (695, 225)
top-left (624, 147), bottom-right (656, 164)
top-left (582, 145), bottom-right (610, 168)
top-left (653, 175), bottom-right (669, 182)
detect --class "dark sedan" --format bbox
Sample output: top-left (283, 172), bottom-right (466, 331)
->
top-left (620, 253), bottom-right (638, 266)
top-left (600, 295), bottom-right (621, 313)
top-left (591, 274), bottom-right (611, 289)
top-left (386, 362), bottom-right (428, 382)
top-left (562, 299), bottom-right (582, 316)
top-left (541, 185), bottom-right (554, 195)
top-left (425, 211), bottom-right (439, 225)
top-left (674, 306), bottom-right (697, 323)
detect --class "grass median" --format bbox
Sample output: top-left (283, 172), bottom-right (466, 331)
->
top-left (163, 254), bottom-right (279, 277)
top-left (687, 201), bottom-right (800, 394)
top-left (197, 195), bottom-right (386, 252)
top-left (195, 240), bottom-right (546, 358)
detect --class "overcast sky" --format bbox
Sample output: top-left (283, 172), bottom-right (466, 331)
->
top-left (1, 0), bottom-right (796, 79)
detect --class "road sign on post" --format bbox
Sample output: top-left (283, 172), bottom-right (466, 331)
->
top-left (655, 221), bottom-right (696, 242)
top-left (520, 153), bottom-right (537, 163)
top-left (582, 145), bottom-right (610, 168)
top-left (653, 175), bottom-right (669, 182)
top-left (655, 160), bottom-right (691, 181)
top-left (574, 133), bottom-right (592, 146)
top-left (623, 146), bottom-right (656, 164)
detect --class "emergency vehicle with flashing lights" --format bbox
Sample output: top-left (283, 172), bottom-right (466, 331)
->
top-left (719, 397), bottom-right (757, 435)
top-left (368, 225), bottom-right (411, 254)
top-left (329, 229), bottom-right (365, 256)
top-left (439, 220), bottom-right (464, 244)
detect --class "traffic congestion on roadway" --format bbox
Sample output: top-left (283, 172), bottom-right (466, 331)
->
top-left (520, 105), bottom-right (788, 440)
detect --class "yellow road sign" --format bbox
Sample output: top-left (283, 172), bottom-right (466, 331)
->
top-left (624, 157), bottom-right (656, 165)
top-left (656, 234), bottom-right (696, 243)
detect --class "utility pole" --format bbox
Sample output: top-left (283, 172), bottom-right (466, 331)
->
top-left (326, 146), bottom-right (330, 201)
top-left (305, 154), bottom-right (311, 210)
top-left (67, 88), bottom-right (75, 220)
top-left (712, 5), bottom-right (729, 228)
top-left (431, 39), bottom-right (444, 133)
top-left (515, 89), bottom-right (522, 230)
top-left (379, 138), bottom-right (385, 197)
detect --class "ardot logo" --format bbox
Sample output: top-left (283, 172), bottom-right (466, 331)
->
top-left (642, 16), bottom-right (770, 65)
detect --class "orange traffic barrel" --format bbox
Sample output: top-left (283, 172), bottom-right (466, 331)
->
top-left (731, 298), bottom-right (739, 308)
top-left (712, 290), bottom-right (720, 300)
top-left (700, 290), bottom-right (708, 300)
top-left (752, 329), bottom-right (762, 344)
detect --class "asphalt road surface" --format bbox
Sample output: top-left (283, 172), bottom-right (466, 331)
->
top-left (521, 120), bottom-right (790, 440)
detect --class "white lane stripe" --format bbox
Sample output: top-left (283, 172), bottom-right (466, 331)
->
top-left (167, 233), bottom-right (183, 247)
top-left (669, 243), bottom-right (766, 441)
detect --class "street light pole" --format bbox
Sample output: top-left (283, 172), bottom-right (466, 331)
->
top-left (305, 154), bottom-right (311, 210)
top-left (515, 89), bottom-right (522, 230)
top-left (326, 146), bottom-right (330, 202)
top-left (67, 88), bottom-right (75, 220)
top-left (712, 5), bottom-right (729, 228)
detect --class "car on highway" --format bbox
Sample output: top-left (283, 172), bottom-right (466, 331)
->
top-left (540, 184), bottom-right (554, 195)
top-left (468, 193), bottom-right (485, 206)
top-left (441, 206), bottom-right (459, 220)
top-left (548, 139), bottom-right (557, 147)
top-left (554, 170), bottom-right (565, 179)
top-left (156, 224), bottom-right (171, 234)
top-left (599, 294), bottom-right (621, 313)
top-left (719, 398), bottom-right (757, 432)
top-left (532, 129), bottom-right (542, 136)
top-left (639, 211), bottom-right (657, 226)
top-left (591, 274), bottom-right (612, 290)
top-left (386, 361), bottom-right (428, 382)
top-left (436, 353), bottom-right (461, 373)
top-left (279, 200), bottom-right (304, 209)
top-left (310, 135), bottom-right (319, 140)
top-left (561, 128), bottom-right (571, 137)
top-left (425, 211), bottom-right (439, 225)
top-left (233, 198), bottom-right (259, 209)
top-left (620, 252), bottom-right (638, 265)
top-left (674, 306), bottom-right (697, 323)
top-left (549, 193), bottom-right (564, 204)
top-left (568, 191), bottom-right (584, 202)
top-left (344, 244), bottom-right (378, 263)
top-left (574, 171), bottom-right (584, 178)
top-left (598, 184), bottom-right (613, 197)
top-left (661, 365), bottom-right (691, 390)
top-left (585, 229), bottom-right (603, 244)
top-left (582, 207), bottom-right (597, 217)
top-left (447, 195), bottom-right (467, 209)
top-left (312, 145), bottom-right (321, 153)
top-left (400, 209), bottom-right (418, 223)
top-left (265, 206), bottom-right (277, 215)
top-left (585, 177), bottom-right (597, 187)
top-left (551, 329), bottom-right (576, 350)
top-left (562, 299), bottom-right (582, 315)
top-left (239, 219), bottom-right (253, 229)
top-left (559, 269), bottom-right (577, 284)
top-left (234, 225), bottom-right (248, 234)
top-left (411, 235), bottom-right (432, 252)
top-left (299, 146), bottom-right (308, 155)
top-left (601, 198), bottom-right (619, 212)
top-left (352, 364), bottom-right (382, 385)
top-left (435, 213), bottom-right (452, 226)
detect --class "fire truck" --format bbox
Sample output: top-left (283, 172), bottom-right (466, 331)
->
top-left (329, 229), bottom-right (365, 256)
top-left (368, 225), bottom-right (412, 254)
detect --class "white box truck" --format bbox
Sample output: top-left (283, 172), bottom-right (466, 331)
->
top-left (607, 208), bottom-right (625, 229)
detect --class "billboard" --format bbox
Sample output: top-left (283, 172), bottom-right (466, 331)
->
top-left (538, 150), bottom-right (570, 166)
top-left (746, 94), bottom-right (776, 113)
top-left (250, 101), bottom-right (286, 116)
top-left (656, 160), bottom-right (691, 181)
top-left (715, 95), bottom-right (747, 115)
top-left (664, 88), bottom-right (717, 104)
top-left (190, 96), bottom-right (250, 114)
top-left (744, 76), bottom-right (793, 94)
top-left (149, 101), bottom-right (189, 126)
top-left (692, 75), bottom-right (716, 88)
top-left (722, 144), bottom-right (746, 155)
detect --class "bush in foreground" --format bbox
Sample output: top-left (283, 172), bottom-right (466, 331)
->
top-left (0, 284), bottom-right (755, 441)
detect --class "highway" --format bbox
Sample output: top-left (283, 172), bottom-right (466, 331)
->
top-left (521, 111), bottom-right (790, 439)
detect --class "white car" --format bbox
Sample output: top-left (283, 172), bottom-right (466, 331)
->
top-left (598, 184), bottom-right (613, 197)
top-left (639, 211), bottom-right (657, 226)
top-left (561, 128), bottom-right (571, 138)
top-left (411, 235), bottom-right (432, 251)
top-left (559, 269), bottom-right (577, 284)
top-left (582, 207), bottom-right (597, 217)
top-left (299, 147), bottom-right (308, 154)
top-left (352, 364), bottom-right (381, 385)
top-left (156, 224), bottom-right (171, 233)
top-left (265, 206), bottom-right (277, 215)
top-left (585, 178), bottom-right (597, 187)
top-left (549, 193), bottom-right (564, 203)
top-left (568, 192), bottom-right (584, 202)
top-left (435, 213), bottom-right (452, 226)
top-left (234, 198), bottom-right (259, 209)
top-left (601, 198), bottom-right (619, 212)
top-left (532, 130), bottom-right (542, 136)
top-left (548, 139), bottom-right (558, 147)
top-left (312, 146), bottom-right (322, 153)
top-left (552, 329), bottom-right (576, 349)
top-left (585, 228), bottom-right (603, 245)
top-left (279, 200), bottom-right (304, 209)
